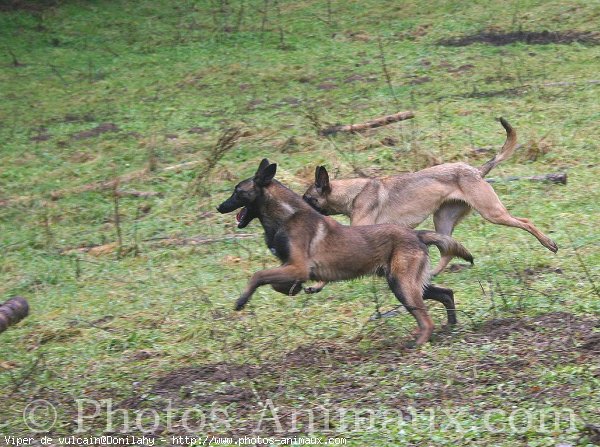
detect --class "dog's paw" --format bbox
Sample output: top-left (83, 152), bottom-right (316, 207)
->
top-left (234, 297), bottom-right (248, 311)
top-left (304, 286), bottom-right (322, 294)
top-left (548, 239), bottom-right (558, 253)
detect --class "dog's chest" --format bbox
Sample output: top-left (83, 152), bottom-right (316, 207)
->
top-left (266, 230), bottom-right (290, 262)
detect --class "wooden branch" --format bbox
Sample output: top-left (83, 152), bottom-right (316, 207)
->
top-left (544, 80), bottom-right (600, 87)
top-left (320, 111), bottom-right (415, 136)
top-left (60, 233), bottom-right (256, 255)
top-left (0, 297), bottom-right (29, 334)
top-left (486, 172), bottom-right (567, 185)
top-left (162, 160), bottom-right (203, 172)
top-left (115, 189), bottom-right (163, 198)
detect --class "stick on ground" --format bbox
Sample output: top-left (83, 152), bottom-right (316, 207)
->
top-left (320, 111), bottom-right (415, 136)
top-left (486, 172), bottom-right (567, 185)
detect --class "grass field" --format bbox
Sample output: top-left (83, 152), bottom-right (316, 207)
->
top-left (1, 1), bottom-right (599, 445)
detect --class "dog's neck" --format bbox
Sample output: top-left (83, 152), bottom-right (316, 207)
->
top-left (325, 178), bottom-right (372, 216)
top-left (257, 180), bottom-right (316, 235)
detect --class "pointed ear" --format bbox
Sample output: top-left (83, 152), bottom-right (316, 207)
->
top-left (255, 163), bottom-right (277, 186)
top-left (256, 158), bottom-right (270, 176)
top-left (315, 166), bottom-right (331, 193)
top-left (314, 166), bottom-right (321, 183)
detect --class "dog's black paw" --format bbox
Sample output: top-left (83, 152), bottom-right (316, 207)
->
top-left (234, 297), bottom-right (248, 311)
top-left (304, 286), bottom-right (322, 294)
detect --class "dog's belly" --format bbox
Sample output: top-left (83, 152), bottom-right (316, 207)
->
top-left (376, 209), bottom-right (429, 228)
top-left (309, 259), bottom-right (382, 282)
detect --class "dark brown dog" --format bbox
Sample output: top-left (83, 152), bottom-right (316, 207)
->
top-left (217, 159), bottom-right (474, 346)
top-left (303, 118), bottom-right (557, 281)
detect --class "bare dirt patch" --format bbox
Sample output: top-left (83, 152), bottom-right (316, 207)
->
top-left (30, 130), bottom-right (51, 142)
top-left (439, 30), bottom-right (600, 47)
top-left (470, 311), bottom-right (593, 342)
top-left (71, 123), bottom-right (119, 140)
top-left (0, 0), bottom-right (57, 12)
top-left (188, 127), bottom-right (210, 134)
top-left (114, 312), bottom-right (598, 430)
top-left (317, 82), bottom-right (338, 91)
top-left (408, 76), bottom-right (432, 85)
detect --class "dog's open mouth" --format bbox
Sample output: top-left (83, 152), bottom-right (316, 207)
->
top-left (236, 207), bottom-right (248, 227)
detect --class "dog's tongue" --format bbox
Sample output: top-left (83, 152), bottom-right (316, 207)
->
top-left (236, 207), bottom-right (248, 224)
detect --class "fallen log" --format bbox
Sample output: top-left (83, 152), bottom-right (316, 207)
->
top-left (320, 111), bottom-right (415, 136)
top-left (0, 296), bottom-right (29, 334)
top-left (485, 172), bottom-right (567, 185)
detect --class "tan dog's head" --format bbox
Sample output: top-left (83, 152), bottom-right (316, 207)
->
top-left (217, 158), bottom-right (276, 228)
top-left (302, 166), bottom-right (331, 214)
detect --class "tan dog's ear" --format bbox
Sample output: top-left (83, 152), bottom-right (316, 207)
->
top-left (315, 166), bottom-right (331, 193)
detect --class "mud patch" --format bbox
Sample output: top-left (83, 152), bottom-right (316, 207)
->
top-left (344, 74), bottom-right (365, 83)
top-left (276, 97), bottom-right (302, 107)
top-left (71, 122), bottom-right (119, 140)
top-left (580, 334), bottom-right (600, 353)
top-left (64, 113), bottom-right (95, 123)
top-left (408, 76), bottom-right (432, 85)
top-left (188, 127), bottom-right (210, 134)
top-left (0, 0), bottom-right (57, 11)
top-left (111, 312), bottom-right (597, 436)
top-left (470, 312), bottom-right (595, 342)
top-left (462, 86), bottom-right (526, 99)
top-left (247, 99), bottom-right (264, 110)
top-left (30, 129), bottom-right (51, 142)
top-left (447, 64), bottom-right (474, 74)
top-left (316, 82), bottom-right (338, 91)
top-left (439, 30), bottom-right (600, 47)
top-left (281, 343), bottom-right (366, 368)
top-left (154, 363), bottom-right (261, 392)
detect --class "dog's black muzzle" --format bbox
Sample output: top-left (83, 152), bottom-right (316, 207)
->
top-left (303, 195), bottom-right (327, 215)
top-left (217, 194), bottom-right (244, 214)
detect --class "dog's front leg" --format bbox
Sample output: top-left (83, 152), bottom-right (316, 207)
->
top-left (236, 265), bottom-right (309, 310)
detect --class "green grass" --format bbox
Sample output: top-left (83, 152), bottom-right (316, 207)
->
top-left (0, 1), bottom-right (599, 445)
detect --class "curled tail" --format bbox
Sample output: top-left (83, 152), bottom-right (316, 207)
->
top-left (416, 230), bottom-right (474, 265)
top-left (479, 118), bottom-right (518, 177)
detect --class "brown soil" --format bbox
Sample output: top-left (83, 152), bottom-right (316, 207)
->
top-left (188, 127), bottom-right (210, 134)
top-left (0, 0), bottom-right (57, 11)
top-left (439, 30), bottom-right (600, 47)
top-left (71, 123), bottom-right (119, 140)
top-left (408, 76), bottom-right (432, 85)
top-left (463, 86), bottom-right (527, 99)
top-left (317, 82), bottom-right (338, 90)
top-left (106, 311), bottom-right (599, 438)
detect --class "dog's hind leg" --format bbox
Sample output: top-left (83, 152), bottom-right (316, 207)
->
top-left (387, 257), bottom-right (434, 346)
top-left (423, 285), bottom-right (456, 325)
top-left (462, 180), bottom-right (558, 253)
top-left (432, 202), bottom-right (472, 275)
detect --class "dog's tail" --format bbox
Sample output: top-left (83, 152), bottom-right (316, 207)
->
top-left (416, 231), bottom-right (474, 265)
top-left (479, 118), bottom-right (518, 177)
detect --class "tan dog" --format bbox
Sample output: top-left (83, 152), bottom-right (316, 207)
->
top-left (303, 118), bottom-right (557, 285)
top-left (217, 159), bottom-right (474, 346)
